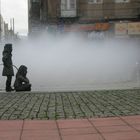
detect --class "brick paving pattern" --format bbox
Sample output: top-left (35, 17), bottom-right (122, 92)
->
top-left (1, 116), bottom-right (140, 140)
top-left (0, 89), bottom-right (140, 120)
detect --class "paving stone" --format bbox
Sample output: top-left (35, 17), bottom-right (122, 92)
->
top-left (0, 89), bottom-right (140, 120)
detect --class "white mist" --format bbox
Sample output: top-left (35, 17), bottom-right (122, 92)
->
top-left (0, 33), bottom-right (140, 91)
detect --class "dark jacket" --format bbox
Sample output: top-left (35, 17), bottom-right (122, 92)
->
top-left (2, 44), bottom-right (14, 76)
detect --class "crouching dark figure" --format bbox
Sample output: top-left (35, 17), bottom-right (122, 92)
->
top-left (14, 65), bottom-right (31, 92)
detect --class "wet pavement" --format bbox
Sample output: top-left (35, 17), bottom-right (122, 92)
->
top-left (0, 89), bottom-right (140, 120)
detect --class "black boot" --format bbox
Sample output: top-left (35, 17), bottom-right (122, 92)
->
top-left (6, 76), bottom-right (14, 92)
top-left (6, 87), bottom-right (14, 92)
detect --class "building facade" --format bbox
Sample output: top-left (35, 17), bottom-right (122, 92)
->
top-left (28, 0), bottom-right (140, 36)
top-left (0, 15), bottom-right (18, 43)
top-left (0, 15), bottom-right (5, 42)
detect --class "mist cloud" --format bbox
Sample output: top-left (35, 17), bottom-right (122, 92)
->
top-left (1, 33), bottom-right (139, 91)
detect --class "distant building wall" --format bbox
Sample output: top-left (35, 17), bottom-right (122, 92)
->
top-left (0, 15), bottom-right (18, 42)
top-left (47, 0), bottom-right (58, 19)
top-left (28, 0), bottom-right (140, 35)
top-left (0, 15), bottom-right (5, 42)
top-left (28, 0), bottom-right (41, 35)
top-left (60, 0), bottom-right (77, 17)
top-left (78, 0), bottom-right (140, 21)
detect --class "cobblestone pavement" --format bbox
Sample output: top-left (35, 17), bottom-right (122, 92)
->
top-left (0, 89), bottom-right (140, 120)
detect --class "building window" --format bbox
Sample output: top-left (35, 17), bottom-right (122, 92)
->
top-left (70, 0), bottom-right (76, 9)
top-left (88, 0), bottom-right (103, 4)
top-left (115, 0), bottom-right (130, 3)
top-left (61, 0), bottom-right (76, 10)
top-left (60, 0), bottom-right (77, 17)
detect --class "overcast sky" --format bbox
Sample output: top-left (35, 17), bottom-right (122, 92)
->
top-left (1, 0), bottom-right (28, 36)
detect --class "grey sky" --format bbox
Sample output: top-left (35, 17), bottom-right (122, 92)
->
top-left (1, 0), bottom-right (28, 36)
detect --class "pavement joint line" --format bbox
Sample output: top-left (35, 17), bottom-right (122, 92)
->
top-left (8, 94), bottom-right (27, 119)
top-left (46, 94), bottom-right (51, 119)
top-left (20, 120), bottom-right (25, 140)
top-left (87, 118), bottom-right (106, 140)
top-left (94, 93), bottom-right (124, 116)
top-left (26, 95), bottom-right (40, 119)
top-left (82, 92), bottom-right (104, 115)
top-left (0, 94), bottom-right (23, 119)
top-left (118, 116), bottom-right (140, 134)
top-left (56, 120), bottom-right (63, 140)
top-left (61, 94), bottom-right (67, 119)
top-left (36, 94), bottom-right (45, 118)
top-left (66, 93), bottom-right (76, 118)
top-left (16, 94), bottom-right (33, 119)
top-left (78, 93), bottom-right (93, 116)
top-left (72, 92), bottom-right (86, 117)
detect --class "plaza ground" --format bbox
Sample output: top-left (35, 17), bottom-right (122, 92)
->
top-left (0, 89), bottom-right (140, 140)
top-left (0, 89), bottom-right (140, 120)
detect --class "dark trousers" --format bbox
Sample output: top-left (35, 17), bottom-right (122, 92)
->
top-left (6, 76), bottom-right (12, 91)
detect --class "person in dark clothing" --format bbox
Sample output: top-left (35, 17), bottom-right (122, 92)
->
top-left (14, 65), bottom-right (31, 92)
top-left (2, 44), bottom-right (14, 92)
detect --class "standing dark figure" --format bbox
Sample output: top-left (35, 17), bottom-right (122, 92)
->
top-left (2, 44), bottom-right (14, 92)
top-left (14, 65), bottom-right (31, 92)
